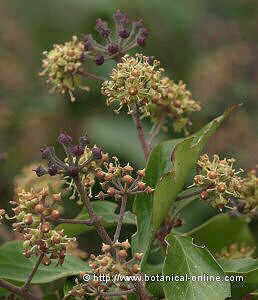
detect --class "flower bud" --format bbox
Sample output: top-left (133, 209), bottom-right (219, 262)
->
top-left (34, 204), bottom-right (45, 214)
top-left (107, 187), bottom-right (116, 197)
top-left (51, 209), bottom-right (60, 220)
top-left (24, 215), bottom-right (33, 225)
top-left (122, 175), bottom-right (134, 184)
top-left (41, 223), bottom-right (51, 233)
top-left (117, 249), bottom-right (128, 259)
top-left (58, 133), bottom-right (72, 145)
top-left (131, 264), bottom-right (140, 273)
top-left (207, 171), bottom-right (218, 180)
top-left (92, 147), bottom-right (102, 160)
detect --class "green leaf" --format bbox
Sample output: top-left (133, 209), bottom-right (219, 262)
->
top-left (172, 198), bottom-right (217, 234)
top-left (163, 235), bottom-right (231, 300)
top-left (132, 107), bottom-right (237, 267)
top-left (186, 214), bottom-right (255, 253)
top-left (57, 201), bottom-right (136, 237)
top-left (218, 258), bottom-right (258, 299)
top-left (0, 241), bottom-right (89, 284)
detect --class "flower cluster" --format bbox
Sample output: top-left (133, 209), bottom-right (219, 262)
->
top-left (236, 169), bottom-right (258, 216)
top-left (101, 54), bottom-right (164, 114)
top-left (0, 209), bottom-right (5, 223)
top-left (66, 240), bottom-right (143, 298)
top-left (34, 133), bottom-right (107, 199)
top-left (193, 154), bottom-right (243, 209)
top-left (150, 77), bottom-right (201, 134)
top-left (35, 133), bottom-right (154, 202)
top-left (39, 36), bottom-right (89, 102)
top-left (84, 9), bottom-right (148, 64)
top-left (215, 244), bottom-right (255, 260)
top-left (11, 188), bottom-right (75, 264)
top-left (95, 158), bottom-right (153, 200)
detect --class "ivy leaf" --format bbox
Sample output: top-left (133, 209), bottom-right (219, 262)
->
top-left (132, 106), bottom-right (238, 267)
top-left (0, 241), bottom-right (89, 284)
top-left (163, 235), bottom-right (231, 300)
top-left (186, 214), bottom-right (255, 253)
top-left (219, 258), bottom-right (258, 299)
top-left (57, 201), bottom-right (136, 237)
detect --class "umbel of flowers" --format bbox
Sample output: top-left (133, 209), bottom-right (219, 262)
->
top-left (11, 188), bottom-right (75, 265)
top-left (67, 240), bottom-right (144, 298)
top-left (193, 154), bottom-right (243, 209)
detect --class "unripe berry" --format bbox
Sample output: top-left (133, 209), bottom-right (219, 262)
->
top-left (24, 215), bottom-right (33, 225)
top-left (41, 223), bottom-right (51, 233)
top-left (122, 175), bottom-right (134, 184)
top-left (200, 190), bottom-right (208, 200)
top-left (52, 235), bottom-right (61, 244)
top-left (51, 209), bottom-right (60, 220)
top-left (217, 182), bottom-right (226, 193)
top-left (42, 256), bottom-right (51, 266)
top-left (137, 181), bottom-right (146, 190)
top-left (107, 187), bottom-right (116, 197)
top-left (131, 264), bottom-right (140, 273)
top-left (123, 165), bottom-right (134, 172)
top-left (35, 204), bottom-right (45, 214)
top-left (137, 169), bottom-right (145, 177)
top-left (128, 87), bottom-right (138, 96)
top-left (117, 249), bottom-right (128, 259)
top-left (134, 253), bottom-right (143, 261)
top-left (207, 171), bottom-right (218, 180)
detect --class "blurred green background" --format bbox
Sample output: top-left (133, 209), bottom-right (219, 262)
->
top-left (0, 0), bottom-right (258, 212)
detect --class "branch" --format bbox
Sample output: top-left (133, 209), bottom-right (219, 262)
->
top-left (0, 279), bottom-right (41, 300)
top-left (131, 109), bottom-right (150, 161)
top-left (79, 70), bottom-right (106, 82)
top-left (74, 177), bottom-right (112, 245)
top-left (113, 195), bottom-right (127, 242)
top-left (22, 254), bottom-right (44, 292)
top-left (100, 288), bottom-right (135, 297)
top-left (176, 188), bottom-right (206, 201)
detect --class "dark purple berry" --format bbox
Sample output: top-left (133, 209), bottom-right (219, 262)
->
top-left (40, 147), bottom-right (52, 160)
top-left (95, 55), bottom-right (105, 65)
top-left (92, 147), bottom-right (102, 160)
top-left (119, 29), bottom-right (130, 39)
top-left (147, 56), bottom-right (155, 65)
top-left (79, 135), bottom-right (89, 147)
top-left (34, 166), bottom-right (47, 177)
top-left (48, 165), bottom-right (58, 176)
top-left (58, 133), bottom-right (72, 145)
top-left (113, 10), bottom-right (129, 25)
top-left (140, 27), bottom-right (149, 37)
top-left (70, 145), bottom-right (84, 157)
top-left (67, 166), bottom-right (79, 177)
top-left (137, 36), bottom-right (146, 46)
top-left (107, 43), bottom-right (119, 55)
top-left (95, 19), bottom-right (111, 38)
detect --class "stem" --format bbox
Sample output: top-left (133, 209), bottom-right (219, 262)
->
top-left (0, 279), bottom-right (41, 300)
top-left (22, 254), bottom-right (44, 292)
top-left (49, 218), bottom-right (98, 225)
top-left (113, 195), bottom-right (127, 242)
top-left (79, 70), bottom-right (106, 82)
top-left (176, 188), bottom-right (206, 201)
top-left (131, 109), bottom-right (150, 161)
top-left (74, 176), bottom-right (112, 245)
top-left (100, 288), bottom-right (135, 297)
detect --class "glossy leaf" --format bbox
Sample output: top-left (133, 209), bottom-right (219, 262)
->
top-left (163, 235), bottom-right (231, 300)
top-left (132, 107), bottom-right (237, 266)
top-left (186, 214), bottom-right (255, 253)
top-left (0, 241), bottom-right (89, 284)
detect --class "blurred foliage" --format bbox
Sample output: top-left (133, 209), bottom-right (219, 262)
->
top-left (0, 0), bottom-right (257, 222)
